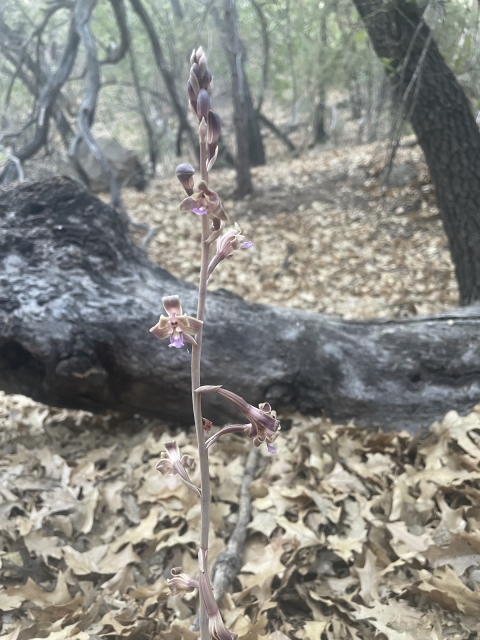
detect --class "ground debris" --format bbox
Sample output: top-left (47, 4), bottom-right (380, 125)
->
top-left (122, 141), bottom-right (457, 320)
top-left (1, 392), bottom-right (480, 639)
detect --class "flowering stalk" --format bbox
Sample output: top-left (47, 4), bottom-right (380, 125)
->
top-left (150, 47), bottom-right (279, 640)
top-left (191, 86), bottom-right (213, 640)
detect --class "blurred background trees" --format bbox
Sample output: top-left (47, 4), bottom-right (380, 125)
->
top-left (2, 0), bottom-right (480, 300)
top-left (3, 0), bottom-right (479, 182)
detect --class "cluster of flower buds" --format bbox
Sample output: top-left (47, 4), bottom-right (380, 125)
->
top-left (188, 47), bottom-right (221, 168)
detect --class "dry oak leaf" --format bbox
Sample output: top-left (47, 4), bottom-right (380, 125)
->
top-left (0, 572), bottom-right (71, 611)
top-left (62, 543), bottom-right (140, 575)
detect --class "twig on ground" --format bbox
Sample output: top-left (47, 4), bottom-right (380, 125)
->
top-left (191, 447), bottom-right (261, 632)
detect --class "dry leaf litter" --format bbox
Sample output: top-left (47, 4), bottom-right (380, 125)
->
top-left (123, 140), bottom-right (457, 319)
top-left (2, 396), bottom-right (480, 639)
top-left (1, 141), bottom-right (475, 640)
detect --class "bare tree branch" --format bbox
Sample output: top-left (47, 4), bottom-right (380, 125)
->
top-left (129, 0), bottom-right (198, 157)
top-left (250, 0), bottom-right (269, 112)
top-left (257, 111), bottom-right (296, 152)
top-left (191, 447), bottom-right (261, 632)
top-left (68, 0), bottom-right (124, 212)
top-left (124, 0), bottom-right (158, 175)
top-left (0, 11), bottom-right (80, 183)
top-left (102, 0), bottom-right (129, 64)
top-left (0, 144), bottom-right (25, 181)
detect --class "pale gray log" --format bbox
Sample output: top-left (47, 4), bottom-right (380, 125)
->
top-left (0, 177), bottom-right (479, 434)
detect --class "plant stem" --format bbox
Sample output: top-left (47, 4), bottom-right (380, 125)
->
top-left (191, 119), bottom-right (211, 640)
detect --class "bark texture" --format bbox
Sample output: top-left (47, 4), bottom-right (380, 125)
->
top-left (1, 177), bottom-right (479, 434)
top-left (215, 0), bottom-right (265, 196)
top-left (352, 0), bottom-right (480, 305)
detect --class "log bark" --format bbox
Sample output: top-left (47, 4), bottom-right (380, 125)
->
top-left (1, 177), bottom-right (479, 434)
top-left (352, 0), bottom-right (480, 305)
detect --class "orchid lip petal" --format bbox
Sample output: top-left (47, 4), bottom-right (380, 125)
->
top-left (193, 207), bottom-right (208, 215)
top-left (169, 332), bottom-right (184, 348)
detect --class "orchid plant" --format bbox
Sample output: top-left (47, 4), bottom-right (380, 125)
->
top-left (150, 48), bottom-right (281, 640)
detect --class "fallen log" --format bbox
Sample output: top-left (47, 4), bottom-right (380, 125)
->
top-left (1, 177), bottom-right (479, 433)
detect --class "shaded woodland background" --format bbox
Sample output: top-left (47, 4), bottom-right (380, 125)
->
top-left (3, 1), bottom-right (480, 639)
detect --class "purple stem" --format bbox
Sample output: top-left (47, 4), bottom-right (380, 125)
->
top-left (190, 117), bottom-right (211, 640)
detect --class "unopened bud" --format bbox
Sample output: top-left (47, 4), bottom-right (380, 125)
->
top-left (207, 111), bottom-right (221, 145)
top-left (202, 69), bottom-right (213, 92)
top-left (175, 163), bottom-right (195, 195)
top-left (198, 54), bottom-right (208, 79)
top-left (197, 89), bottom-right (210, 121)
top-left (191, 62), bottom-right (201, 79)
top-left (189, 68), bottom-right (200, 96)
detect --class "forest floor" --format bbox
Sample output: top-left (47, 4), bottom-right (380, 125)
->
top-left (1, 138), bottom-right (479, 640)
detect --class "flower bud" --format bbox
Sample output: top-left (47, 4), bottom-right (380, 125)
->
top-left (197, 89), bottom-right (210, 121)
top-left (191, 62), bottom-right (201, 80)
top-left (189, 68), bottom-right (200, 97)
top-left (198, 54), bottom-right (208, 79)
top-left (175, 163), bottom-right (195, 195)
top-left (202, 69), bottom-right (213, 92)
top-left (207, 111), bottom-right (221, 145)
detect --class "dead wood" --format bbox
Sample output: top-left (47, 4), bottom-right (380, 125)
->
top-left (1, 177), bottom-right (479, 433)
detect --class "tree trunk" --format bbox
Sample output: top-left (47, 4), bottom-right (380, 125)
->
top-left (352, 0), bottom-right (480, 305)
top-left (1, 177), bottom-right (480, 434)
top-left (216, 0), bottom-right (265, 196)
top-left (129, 0), bottom-right (198, 158)
top-left (312, 12), bottom-right (328, 145)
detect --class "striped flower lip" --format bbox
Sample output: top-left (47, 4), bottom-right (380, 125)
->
top-left (150, 295), bottom-right (203, 349)
top-left (179, 180), bottom-right (228, 221)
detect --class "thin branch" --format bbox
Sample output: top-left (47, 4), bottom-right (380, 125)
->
top-left (100, 79), bottom-right (169, 104)
top-left (129, 0), bottom-right (198, 156)
top-left (191, 447), bottom-right (261, 632)
top-left (250, 0), bottom-right (269, 112)
top-left (0, 12), bottom-right (80, 183)
top-left (101, 0), bottom-right (129, 64)
top-left (257, 111), bottom-right (296, 152)
top-left (124, 0), bottom-right (158, 174)
top-left (0, 145), bottom-right (24, 181)
top-left (69, 0), bottom-right (124, 212)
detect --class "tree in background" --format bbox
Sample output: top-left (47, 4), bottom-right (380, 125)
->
top-left (352, 0), bottom-right (480, 304)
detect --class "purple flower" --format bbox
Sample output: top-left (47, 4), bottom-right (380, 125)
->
top-left (207, 225), bottom-right (253, 278)
top-left (180, 181), bottom-right (227, 221)
top-left (150, 295), bottom-right (203, 349)
top-left (156, 440), bottom-right (201, 496)
top-left (198, 549), bottom-right (238, 640)
top-left (168, 567), bottom-right (199, 595)
top-left (195, 386), bottom-right (280, 453)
